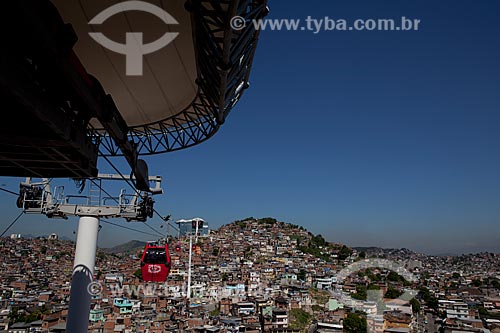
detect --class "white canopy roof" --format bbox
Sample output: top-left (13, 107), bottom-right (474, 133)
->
top-left (52, 0), bottom-right (198, 128)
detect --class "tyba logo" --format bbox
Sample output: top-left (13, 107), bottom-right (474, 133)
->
top-left (88, 1), bottom-right (179, 76)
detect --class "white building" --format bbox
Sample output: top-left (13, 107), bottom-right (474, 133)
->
top-left (439, 300), bottom-right (472, 319)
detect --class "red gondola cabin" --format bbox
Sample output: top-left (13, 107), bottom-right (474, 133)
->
top-left (140, 242), bottom-right (171, 282)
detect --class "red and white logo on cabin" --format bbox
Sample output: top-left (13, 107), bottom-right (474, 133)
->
top-left (148, 265), bottom-right (162, 274)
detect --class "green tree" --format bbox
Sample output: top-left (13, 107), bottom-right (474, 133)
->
top-left (419, 287), bottom-right (439, 311)
top-left (338, 245), bottom-right (352, 260)
top-left (210, 307), bottom-right (221, 316)
top-left (472, 279), bottom-right (482, 287)
top-left (387, 271), bottom-right (401, 282)
top-left (235, 221), bottom-right (246, 229)
top-left (311, 304), bottom-right (322, 312)
top-left (478, 306), bottom-right (489, 317)
top-left (297, 269), bottom-right (306, 281)
top-left (297, 245), bottom-right (331, 262)
top-left (352, 285), bottom-right (367, 300)
top-left (8, 307), bottom-right (19, 324)
top-left (385, 286), bottom-right (402, 299)
top-left (491, 279), bottom-right (500, 289)
top-left (258, 217), bottom-right (277, 225)
top-left (343, 312), bottom-right (367, 333)
top-left (40, 304), bottom-right (49, 314)
top-left (312, 234), bottom-right (326, 247)
top-left (23, 312), bottom-right (39, 323)
top-left (410, 298), bottom-right (421, 313)
top-left (133, 269), bottom-right (142, 280)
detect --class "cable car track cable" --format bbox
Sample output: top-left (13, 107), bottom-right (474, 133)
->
top-left (0, 211), bottom-right (25, 238)
top-left (0, 187), bottom-right (19, 196)
top-left (88, 178), bottom-right (166, 238)
top-left (141, 221), bottom-right (166, 238)
top-left (98, 153), bottom-right (180, 234)
top-left (89, 162), bottom-right (172, 237)
top-left (100, 219), bottom-right (160, 238)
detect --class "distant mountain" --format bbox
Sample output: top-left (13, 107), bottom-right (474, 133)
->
top-left (19, 233), bottom-right (73, 241)
top-left (353, 247), bottom-right (383, 252)
top-left (104, 240), bottom-right (146, 254)
top-left (353, 246), bottom-right (420, 257)
top-left (432, 252), bottom-right (458, 257)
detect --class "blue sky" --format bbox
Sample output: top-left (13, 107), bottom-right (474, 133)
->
top-left (1, 0), bottom-right (500, 254)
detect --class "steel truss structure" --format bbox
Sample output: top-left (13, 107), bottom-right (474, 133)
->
top-left (0, 0), bottom-right (267, 190)
top-left (96, 0), bottom-right (269, 156)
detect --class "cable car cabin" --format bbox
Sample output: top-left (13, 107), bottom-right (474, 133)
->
top-left (140, 242), bottom-right (171, 282)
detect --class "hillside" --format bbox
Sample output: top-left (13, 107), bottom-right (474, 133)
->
top-left (218, 217), bottom-right (353, 262)
top-left (104, 240), bottom-right (146, 255)
top-left (103, 217), bottom-right (353, 262)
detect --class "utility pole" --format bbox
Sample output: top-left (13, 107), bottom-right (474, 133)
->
top-left (67, 216), bottom-right (100, 332)
top-left (187, 234), bottom-right (193, 301)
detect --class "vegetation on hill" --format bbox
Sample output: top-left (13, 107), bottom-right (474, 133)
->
top-left (297, 234), bottom-right (332, 261)
top-left (343, 312), bottom-right (367, 332)
top-left (288, 308), bottom-right (312, 331)
top-left (133, 269), bottom-right (142, 280)
top-left (410, 298), bottom-right (421, 313)
top-left (384, 286), bottom-right (403, 299)
top-left (418, 286), bottom-right (439, 311)
top-left (229, 217), bottom-right (353, 263)
top-left (9, 306), bottom-right (50, 324)
top-left (310, 288), bottom-right (330, 304)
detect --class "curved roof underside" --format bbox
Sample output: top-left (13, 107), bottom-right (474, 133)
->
top-left (0, 0), bottom-right (266, 180)
top-left (51, 0), bottom-right (267, 155)
top-left (52, 0), bottom-right (199, 129)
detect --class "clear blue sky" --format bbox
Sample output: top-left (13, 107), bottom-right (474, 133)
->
top-left (1, 0), bottom-right (499, 255)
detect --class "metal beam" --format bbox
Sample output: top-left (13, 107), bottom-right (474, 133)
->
top-left (96, 0), bottom-right (268, 156)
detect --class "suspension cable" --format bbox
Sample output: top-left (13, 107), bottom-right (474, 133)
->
top-left (141, 221), bottom-right (166, 238)
top-left (0, 187), bottom-right (18, 196)
top-left (98, 153), bottom-right (180, 234)
top-left (100, 219), bottom-right (160, 238)
top-left (87, 178), bottom-right (165, 238)
top-left (0, 211), bottom-right (25, 238)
